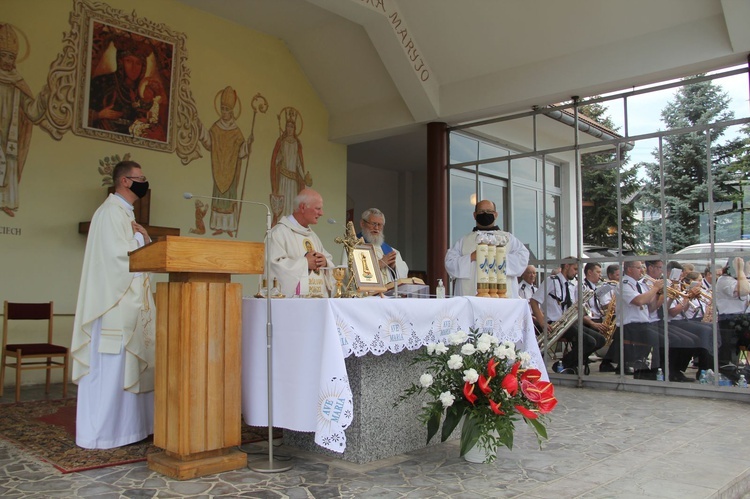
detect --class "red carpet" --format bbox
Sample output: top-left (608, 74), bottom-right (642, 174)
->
top-left (0, 398), bottom-right (279, 473)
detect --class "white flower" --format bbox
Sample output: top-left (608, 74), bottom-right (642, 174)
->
top-left (447, 354), bottom-right (464, 370)
top-left (419, 373), bottom-right (434, 388)
top-left (434, 342), bottom-right (448, 354)
top-left (426, 343), bottom-right (436, 355)
top-left (454, 330), bottom-right (469, 344)
top-left (461, 343), bottom-right (476, 355)
top-left (439, 391), bottom-right (456, 408)
top-left (463, 368), bottom-right (479, 383)
top-left (494, 344), bottom-right (511, 360)
top-left (476, 334), bottom-right (494, 353)
top-left (518, 351), bottom-right (532, 367)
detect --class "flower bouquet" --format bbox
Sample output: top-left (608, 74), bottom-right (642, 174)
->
top-left (395, 328), bottom-right (557, 463)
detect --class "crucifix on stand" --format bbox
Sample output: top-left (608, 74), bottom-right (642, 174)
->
top-left (334, 221), bottom-right (363, 298)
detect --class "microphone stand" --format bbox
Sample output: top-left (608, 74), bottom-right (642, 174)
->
top-left (249, 204), bottom-right (292, 473)
top-left (183, 193), bottom-right (290, 472)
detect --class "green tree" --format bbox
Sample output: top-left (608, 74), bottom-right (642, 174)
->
top-left (579, 101), bottom-right (640, 250)
top-left (636, 76), bottom-right (740, 253)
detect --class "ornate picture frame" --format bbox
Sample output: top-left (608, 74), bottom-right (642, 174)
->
top-left (352, 244), bottom-right (387, 294)
top-left (38, 0), bottom-right (201, 163)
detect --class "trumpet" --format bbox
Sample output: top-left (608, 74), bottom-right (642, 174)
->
top-left (641, 275), bottom-right (690, 300)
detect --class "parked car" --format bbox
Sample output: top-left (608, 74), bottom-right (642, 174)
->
top-left (581, 245), bottom-right (636, 271)
top-left (674, 240), bottom-right (750, 272)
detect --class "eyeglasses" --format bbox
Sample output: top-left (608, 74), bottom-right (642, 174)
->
top-left (363, 220), bottom-right (384, 229)
top-left (126, 176), bottom-right (147, 182)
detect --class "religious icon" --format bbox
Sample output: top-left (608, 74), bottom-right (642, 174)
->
top-left (351, 244), bottom-right (387, 294)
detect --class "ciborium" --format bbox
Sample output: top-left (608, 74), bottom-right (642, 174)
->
top-left (332, 266), bottom-right (347, 298)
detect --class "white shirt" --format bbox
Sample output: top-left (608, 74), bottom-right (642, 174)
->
top-left (616, 277), bottom-right (650, 325)
top-left (531, 274), bottom-right (575, 323)
top-left (518, 281), bottom-right (537, 301)
top-left (715, 274), bottom-right (749, 315)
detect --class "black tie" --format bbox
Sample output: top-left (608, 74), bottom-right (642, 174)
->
top-left (562, 282), bottom-right (572, 309)
top-left (636, 282), bottom-right (643, 293)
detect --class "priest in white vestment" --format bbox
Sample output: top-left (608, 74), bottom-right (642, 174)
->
top-left (357, 207), bottom-right (408, 284)
top-left (71, 161), bottom-right (156, 449)
top-left (268, 188), bottom-right (334, 297)
top-left (445, 199), bottom-right (529, 299)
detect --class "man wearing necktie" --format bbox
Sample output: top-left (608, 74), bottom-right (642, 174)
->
top-left (530, 260), bottom-right (606, 374)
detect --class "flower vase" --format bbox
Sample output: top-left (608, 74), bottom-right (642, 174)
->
top-left (463, 433), bottom-right (498, 464)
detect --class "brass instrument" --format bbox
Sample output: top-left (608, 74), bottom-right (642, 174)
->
top-left (601, 293), bottom-right (617, 346)
top-left (641, 275), bottom-right (690, 300)
top-left (538, 288), bottom-right (595, 356)
top-left (679, 281), bottom-right (714, 323)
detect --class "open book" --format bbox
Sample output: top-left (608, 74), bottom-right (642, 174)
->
top-left (385, 277), bottom-right (430, 297)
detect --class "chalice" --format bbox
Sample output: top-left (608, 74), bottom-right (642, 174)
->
top-left (332, 266), bottom-right (347, 298)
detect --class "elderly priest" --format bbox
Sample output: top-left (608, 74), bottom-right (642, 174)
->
top-left (268, 188), bottom-right (334, 297)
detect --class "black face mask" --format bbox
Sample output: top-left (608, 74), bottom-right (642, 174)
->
top-left (129, 180), bottom-right (149, 199)
top-left (475, 212), bottom-right (495, 227)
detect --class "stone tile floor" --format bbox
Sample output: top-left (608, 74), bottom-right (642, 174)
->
top-left (0, 383), bottom-right (749, 498)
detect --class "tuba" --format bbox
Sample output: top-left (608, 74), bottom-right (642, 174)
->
top-left (538, 288), bottom-right (595, 355)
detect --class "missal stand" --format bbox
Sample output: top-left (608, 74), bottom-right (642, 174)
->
top-left (129, 236), bottom-right (264, 480)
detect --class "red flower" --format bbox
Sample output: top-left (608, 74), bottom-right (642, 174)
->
top-left (521, 380), bottom-right (557, 414)
top-left (478, 374), bottom-right (492, 395)
top-left (463, 381), bottom-right (478, 404)
top-left (501, 361), bottom-right (521, 396)
top-left (515, 404), bottom-right (538, 419)
top-left (487, 358), bottom-right (498, 377)
top-left (521, 368), bottom-right (542, 383)
top-left (489, 399), bottom-right (505, 415)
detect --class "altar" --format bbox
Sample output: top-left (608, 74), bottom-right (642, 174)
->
top-left (241, 296), bottom-right (543, 463)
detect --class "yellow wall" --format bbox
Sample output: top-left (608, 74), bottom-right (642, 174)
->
top-left (1, 0), bottom-right (347, 387)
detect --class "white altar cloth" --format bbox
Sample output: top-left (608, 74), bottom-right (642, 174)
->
top-left (241, 296), bottom-right (544, 452)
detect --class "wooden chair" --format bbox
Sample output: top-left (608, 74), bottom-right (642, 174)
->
top-left (1, 301), bottom-right (69, 402)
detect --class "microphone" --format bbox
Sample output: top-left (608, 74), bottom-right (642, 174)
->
top-left (327, 218), bottom-right (337, 224)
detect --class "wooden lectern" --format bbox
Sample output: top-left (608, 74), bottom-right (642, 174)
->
top-left (129, 236), bottom-right (264, 479)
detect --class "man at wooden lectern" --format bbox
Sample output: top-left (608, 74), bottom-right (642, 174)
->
top-left (71, 160), bottom-right (156, 449)
top-left (268, 188), bottom-right (333, 297)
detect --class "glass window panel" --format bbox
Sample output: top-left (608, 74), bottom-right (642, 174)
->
top-left (479, 160), bottom-right (509, 177)
top-left (546, 162), bottom-right (560, 188)
top-left (479, 142), bottom-right (509, 160)
top-left (449, 133), bottom-right (478, 165)
top-left (513, 186), bottom-right (538, 260)
top-left (449, 173), bottom-right (477, 247)
top-left (512, 157), bottom-right (538, 182)
top-left (544, 194), bottom-right (561, 260)
top-left (481, 182), bottom-right (507, 230)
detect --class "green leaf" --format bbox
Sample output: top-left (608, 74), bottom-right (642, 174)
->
top-left (459, 413), bottom-right (482, 456)
top-left (426, 409), bottom-right (441, 444)
top-left (496, 423), bottom-right (514, 450)
top-left (99, 159), bottom-right (104, 167)
top-left (441, 404), bottom-right (464, 442)
top-left (526, 416), bottom-right (548, 439)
